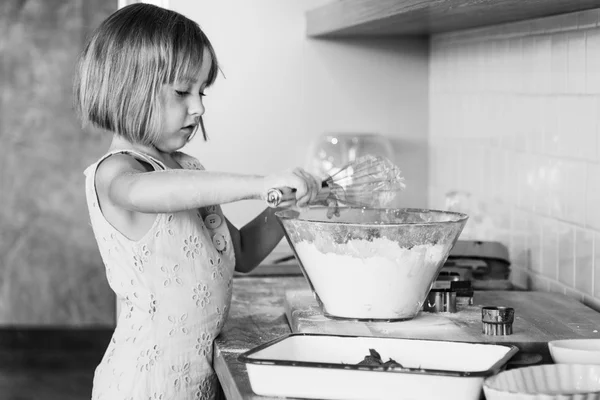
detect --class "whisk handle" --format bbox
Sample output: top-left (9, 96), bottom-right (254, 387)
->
top-left (266, 181), bottom-right (330, 208)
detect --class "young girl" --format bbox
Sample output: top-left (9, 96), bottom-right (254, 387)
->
top-left (74, 4), bottom-right (320, 399)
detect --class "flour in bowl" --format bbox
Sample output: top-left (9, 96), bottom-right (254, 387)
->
top-left (294, 238), bottom-right (448, 320)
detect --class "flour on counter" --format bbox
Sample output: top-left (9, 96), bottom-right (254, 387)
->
top-left (294, 238), bottom-right (447, 320)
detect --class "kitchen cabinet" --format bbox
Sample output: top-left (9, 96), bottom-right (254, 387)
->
top-left (306, 0), bottom-right (600, 37)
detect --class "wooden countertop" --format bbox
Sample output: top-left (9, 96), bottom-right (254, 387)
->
top-left (285, 288), bottom-right (600, 364)
top-left (214, 276), bottom-right (600, 400)
top-left (214, 276), bottom-right (308, 400)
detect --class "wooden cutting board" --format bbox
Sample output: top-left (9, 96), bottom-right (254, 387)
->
top-left (284, 289), bottom-right (600, 364)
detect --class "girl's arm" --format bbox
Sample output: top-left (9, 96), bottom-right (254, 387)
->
top-left (225, 208), bottom-right (286, 274)
top-left (102, 154), bottom-right (317, 213)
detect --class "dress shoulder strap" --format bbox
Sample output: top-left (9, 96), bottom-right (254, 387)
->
top-left (108, 149), bottom-right (168, 171)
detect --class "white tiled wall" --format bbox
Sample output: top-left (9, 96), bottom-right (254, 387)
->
top-left (429, 9), bottom-right (600, 311)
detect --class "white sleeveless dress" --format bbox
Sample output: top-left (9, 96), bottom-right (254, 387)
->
top-left (84, 149), bottom-right (235, 400)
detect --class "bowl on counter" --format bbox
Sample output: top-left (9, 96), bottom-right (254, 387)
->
top-left (549, 339), bottom-right (600, 365)
top-left (275, 207), bottom-right (468, 321)
top-left (483, 364), bottom-right (600, 400)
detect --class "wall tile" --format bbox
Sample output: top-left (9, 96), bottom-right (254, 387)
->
top-left (517, 153), bottom-right (536, 211)
top-left (595, 232), bottom-right (600, 297)
top-left (567, 31), bottom-right (587, 94)
top-left (431, 11), bottom-right (600, 306)
top-left (557, 223), bottom-right (575, 286)
top-left (546, 97), bottom-right (597, 160)
top-left (508, 38), bottom-right (523, 93)
top-left (548, 158), bottom-right (587, 225)
top-left (504, 151), bottom-right (519, 205)
top-left (597, 99), bottom-right (600, 162)
top-left (525, 97), bottom-right (545, 152)
top-left (575, 228), bottom-right (594, 295)
top-left (487, 149), bottom-right (504, 202)
top-left (511, 209), bottom-right (531, 269)
top-left (577, 97), bottom-right (598, 161)
top-left (529, 215), bottom-right (544, 274)
top-left (533, 36), bottom-right (553, 94)
top-left (522, 37), bottom-right (535, 94)
top-left (542, 219), bottom-right (560, 280)
top-left (586, 30), bottom-right (600, 94)
top-left (586, 163), bottom-right (600, 230)
top-left (551, 33), bottom-right (569, 94)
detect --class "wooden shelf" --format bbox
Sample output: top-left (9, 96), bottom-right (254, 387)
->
top-left (306, 0), bottom-right (600, 37)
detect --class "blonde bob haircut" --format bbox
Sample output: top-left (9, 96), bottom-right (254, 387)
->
top-left (74, 3), bottom-right (219, 144)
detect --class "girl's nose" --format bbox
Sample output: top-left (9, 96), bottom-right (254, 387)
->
top-left (188, 95), bottom-right (205, 117)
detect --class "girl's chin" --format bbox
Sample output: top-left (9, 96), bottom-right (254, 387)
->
top-left (179, 129), bottom-right (195, 143)
top-left (155, 139), bottom-right (187, 153)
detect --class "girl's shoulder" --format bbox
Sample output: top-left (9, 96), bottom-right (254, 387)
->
top-left (84, 149), bottom-right (156, 183)
top-left (172, 151), bottom-right (205, 171)
top-left (93, 150), bottom-right (160, 182)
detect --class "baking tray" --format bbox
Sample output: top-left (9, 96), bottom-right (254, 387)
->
top-left (238, 333), bottom-right (518, 400)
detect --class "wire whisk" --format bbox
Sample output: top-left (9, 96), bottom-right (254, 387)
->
top-left (266, 155), bottom-right (406, 209)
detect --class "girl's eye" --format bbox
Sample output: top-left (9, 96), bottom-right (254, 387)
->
top-left (199, 92), bottom-right (206, 97)
top-left (175, 90), bottom-right (188, 97)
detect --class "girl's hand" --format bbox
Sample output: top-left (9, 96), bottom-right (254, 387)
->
top-left (263, 168), bottom-right (321, 208)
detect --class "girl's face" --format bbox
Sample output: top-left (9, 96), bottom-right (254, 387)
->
top-left (155, 50), bottom-right (213, 153)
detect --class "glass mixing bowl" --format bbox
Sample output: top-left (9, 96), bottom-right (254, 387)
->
top-left (275, 207), bottom-right (468, 321)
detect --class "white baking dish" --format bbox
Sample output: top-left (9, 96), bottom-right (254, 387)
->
top-left (238, 333), bottom-right (518, 400)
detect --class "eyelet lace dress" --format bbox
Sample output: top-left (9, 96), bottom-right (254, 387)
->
top-left (84, 149), bottom-right (235, 400)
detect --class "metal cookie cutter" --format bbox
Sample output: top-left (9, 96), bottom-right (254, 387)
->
top-left (423, 288), bottom-right (457, 313)
top-left (481, 306), bottom-right (515, 335)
